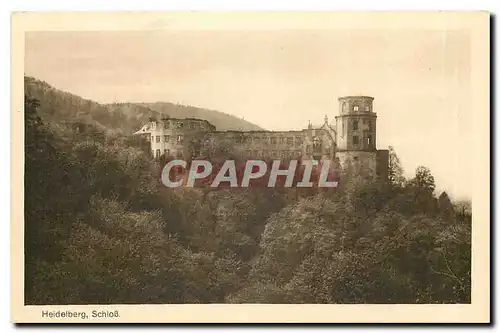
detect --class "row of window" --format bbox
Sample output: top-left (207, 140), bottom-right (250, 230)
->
top-left (353, 105), bottom-right (370, 112)
top-left (151, 121), bottom-right (205, 130)
top-left (352, 119), bottom-right (374, 131)
top-left (155, 149), bottom-right (183, 158)
top-left (241, 145), bottom-right (330, 158)
top-left (154, 148), bottom-right (334, 159)
top-left (343, 102), bottom-right (371, 112)
top-left (243, 150), bottom-right (303, 159)
top-left (352, 135), bottom-right (373, 146)
top-left (222, 135), bottom-right (305, 145)
top-left (149, 134), bottom-right (328, 148)
top-left (152, 135), bottom-right (184, 143)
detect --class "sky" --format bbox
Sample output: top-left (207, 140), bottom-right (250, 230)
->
top-left (25, 30), bottom-right (472, 200)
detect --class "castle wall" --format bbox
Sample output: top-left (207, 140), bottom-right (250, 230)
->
top-left (337, 150), bottom-right (377, 179)
top-left (138, 118), bottom-right (214, 158)
top-left (133, 95), bottom-right (389, 180)
top-left (376, 149), bottom-right (389, 181)
top-left (203, 127), bottom-right (335, 161)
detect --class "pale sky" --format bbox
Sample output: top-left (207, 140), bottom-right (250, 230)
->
top-left (25, 30), bottom-right (472, 200)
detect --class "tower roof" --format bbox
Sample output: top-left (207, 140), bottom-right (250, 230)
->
top-left (338, 96), bottom-right (374, 100)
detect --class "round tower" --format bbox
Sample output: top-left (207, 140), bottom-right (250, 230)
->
top-left (335, 96), bottom-right (378, 178)
top-left (335, 96), bottom-right (376, 151)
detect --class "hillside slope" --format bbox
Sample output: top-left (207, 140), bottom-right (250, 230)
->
top-left (24, 76), bottom-right (263, 134)
top-left (138, 102), bottom-right (263, 131)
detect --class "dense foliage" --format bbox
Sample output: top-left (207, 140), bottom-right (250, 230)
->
top-left (25, 96), bottom-right (471, 304)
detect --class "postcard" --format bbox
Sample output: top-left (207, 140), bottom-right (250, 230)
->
top-left (11, 11), bottom-right (490, 323)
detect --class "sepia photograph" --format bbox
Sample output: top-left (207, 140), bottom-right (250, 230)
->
top-left (11, 11), bottom-right (490, 323)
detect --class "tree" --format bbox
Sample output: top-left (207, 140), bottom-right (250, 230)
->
top-left (408, 166), bottom-right (436, 193)
top-left (438, 191), bottom-right (456, 221)
top-left (24, 96), bottom-right (77, 302)
top-left (24, 90), bottom-right (471, 305)
top-left (388, 146), bottom-right (405, 187)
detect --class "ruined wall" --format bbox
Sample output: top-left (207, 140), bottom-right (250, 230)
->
top-left (202, 127), bottom-right (335, 161)
top-left (376, 149), bottom-right (389, 181)
top-left (337, 150), bottom-right (378, 180)
top-left (143, 118), bottom-right (214, 158)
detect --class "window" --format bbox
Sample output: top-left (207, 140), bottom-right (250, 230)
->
top-left (246, 149), bottom-right (252, 157)
top-left (313, 137), bottom-right (321, 152)
top-left (164, 122), bottom-right (169, 129)
top-left (280, 151), bottom-right (287, 159)
top-left (353, 105), bottom-right (359, 112)
top-left (151, 135), bottom-right (154, 141)
top-left (190, 122), bottom-right (196, 129)
top-left (177, 135), bottom-right (183, 143)
top-left (175, 121), bottom-right (184, 129)
top-left (156, 149), bottom-right (161, 158)
top-left (353, 120), bottom-right (359, 130)
top-left (165, 149), bottom-right (170, 156)
top-left (235, 136), bottom-right (242, 144)
top-left (254, 136), bottom-right (260, 144)
top-left (279, 137), bottom-right (285, 144)
top-left (272, 150), bottom-right (277, 157)
top-left (353, 136), bottom-right (359, 145)
top-left (287, 137), bottom-right (294, 145)
top-left (367, 135), bottom-right (372, 146)
top-left (156, 136), bottom-right (160, 143)
top-left (342, 102), bottom-right (347, 111)
top-left (365, 106), bottom-right (370, 111)
top-left (295, 136), bottom-right (303, 145)
top-left (271, 137), bottom-right (277, 144)
top-left (306, 145), bottom-right (312, 154)
top-left (164, 135), bottom-right (170, 142)
top-left (152, 122), bottom-right (156, 130)
top-left (368, 121), bottom-right (373, 131)
top-left (296, 151), bottom-right (302, 157)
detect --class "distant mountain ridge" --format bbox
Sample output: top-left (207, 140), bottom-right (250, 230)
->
top-left (24, 76), bottom-right (263, 134)
top-left (136, 102), bottom-right (263, 132)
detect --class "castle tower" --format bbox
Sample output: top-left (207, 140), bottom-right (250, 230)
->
top-left (335, 96), bottom-right (378, 178)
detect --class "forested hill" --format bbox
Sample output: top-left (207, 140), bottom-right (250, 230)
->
top-left (23, 76), bottom-right (263, 134)
top-left (133, 102), bottom-right (263, 132)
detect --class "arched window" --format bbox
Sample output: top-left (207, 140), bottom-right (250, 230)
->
top-left (313, 137), bottom-right (321, 152)
top-left (342, 102), bottom-right (347, 111)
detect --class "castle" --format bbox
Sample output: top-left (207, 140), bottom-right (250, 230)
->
top-left (133, 96), bottom-right (389, 180)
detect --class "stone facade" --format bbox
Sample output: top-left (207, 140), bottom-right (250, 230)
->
top-left (134, 116), bottom-right (215, 159)
top-left (134, 95), bottom-right (389, 180)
